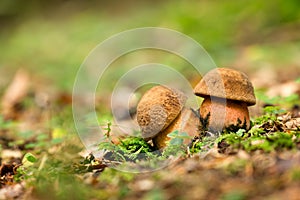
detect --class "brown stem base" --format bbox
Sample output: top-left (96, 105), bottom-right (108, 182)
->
top-left (199, 98), bottom-right (250, 132)
top-left (153, 108), bottom-right (200, 149)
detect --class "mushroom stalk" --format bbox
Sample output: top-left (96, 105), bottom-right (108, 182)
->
top-left (153, 108), bottom-right (199, 149)
top-left (200, 98), bottom-right (250, 132)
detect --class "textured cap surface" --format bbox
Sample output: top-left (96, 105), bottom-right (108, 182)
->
top-left (194, 68), bottom-right (256, 106)
top-left (137, 85), bottom-right (187, 139)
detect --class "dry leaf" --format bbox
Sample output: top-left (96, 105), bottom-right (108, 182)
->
top-left (1, 69), bottom-right (30, 120)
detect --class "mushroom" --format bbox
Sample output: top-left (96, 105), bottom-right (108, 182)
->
top-left (137, 85), bottom-right (199, 148)
top-left (194, 68), bottom-right (256, 132)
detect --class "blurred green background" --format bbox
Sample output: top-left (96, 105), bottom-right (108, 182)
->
top-left (0, 0), bottom-right (299, 91)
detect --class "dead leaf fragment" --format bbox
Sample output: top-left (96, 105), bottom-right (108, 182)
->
top-left (0, 163), bottom-right (20, 188)
top-left (1, 69), bottom-right (30, 120)
top-left (0, 182), bottom-right (25, 200)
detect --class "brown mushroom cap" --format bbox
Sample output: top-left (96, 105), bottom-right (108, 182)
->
top-left (194, 68), bottom-right (256, 106)
top-left (137, 85), bottom-right (187, 139)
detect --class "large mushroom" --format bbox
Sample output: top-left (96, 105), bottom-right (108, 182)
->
top-left (137, 85), bottom-right (199, 148)
top-left (194, 68), bottom-right (256, 132)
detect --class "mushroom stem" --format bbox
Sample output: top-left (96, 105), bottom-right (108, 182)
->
top-left (199, 97), bottom-right (250, 132)
top-left (153, 108), bottom-right (200, 149)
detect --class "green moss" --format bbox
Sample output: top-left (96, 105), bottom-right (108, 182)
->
top-left (253, 106), bottom-right (286, 125)
top-left (118, 137), bottom-right (154, 156)
top-left (99, 136), bottom-right (157, 162)
top-left (217, 130), bottom-right (299, 153)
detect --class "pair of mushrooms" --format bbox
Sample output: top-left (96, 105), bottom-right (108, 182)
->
top-left (136, 68), bottom-right (256, 148)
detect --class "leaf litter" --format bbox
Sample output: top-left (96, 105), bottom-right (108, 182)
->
top-left (0, 69), bottom-right (300, 199)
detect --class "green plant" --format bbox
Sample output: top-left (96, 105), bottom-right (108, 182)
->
top-left (253, 106), bottom-right (286, 125)
top-left (8, 131), bottom-right (63, 151)
top-left (14, 153), bottom-right (38, 182)
top-left (143, 128), bottom-right (193, 158)
top-left (0, 115), bottom-right (14, 129)
top-left (99, 135), bottom-right (156, 162)
top-left (218, 128), bottom-right (300, 153)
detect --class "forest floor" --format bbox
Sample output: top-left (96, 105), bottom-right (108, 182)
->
top-left (0, 66), bottom-right (300, 200)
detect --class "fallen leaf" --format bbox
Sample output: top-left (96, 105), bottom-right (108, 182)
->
top-left (1, 69), bottom-right (30, 120)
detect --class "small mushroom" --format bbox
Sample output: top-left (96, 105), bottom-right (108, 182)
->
top-left (137, 85), bottom-right (186, 139)
top-left (194, 68), bottom-right (256, 132)
top-left (137, 85), bottom-right (199, 148)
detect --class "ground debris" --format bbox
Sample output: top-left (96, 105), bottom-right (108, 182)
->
top-left (277, 113), bottom-right (300, 132)
top-left (1, 69), bottom-right (30, 120)
top-left (0, 162), bottom-right (21, 188)
top-left (0, 182), bottom-right (25, 200)
top-left (1, 149), bottom-right (22, 164)
top-left (74, 154), bottom-right (107, 174)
